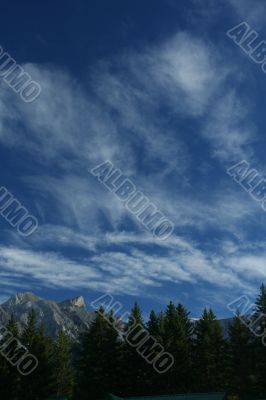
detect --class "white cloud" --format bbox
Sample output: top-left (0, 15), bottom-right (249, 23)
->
top-left (147, 33), bottom-right (226, 116)
top-left (0, 229), bottom-right (261, 301)
top-left (0, 27), bottom-right (262, 309)
top-left (202, 90), bottom-right (256, 163)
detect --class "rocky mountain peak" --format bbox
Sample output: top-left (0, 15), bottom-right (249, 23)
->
top-left (71, 296), bottom-right (86, 308)
top-left (5, 292), bottom-right (40, 306)
top-left (59, 295), bottom-right (86, 309)
top-left (0, 292), bottom-right (93, 341)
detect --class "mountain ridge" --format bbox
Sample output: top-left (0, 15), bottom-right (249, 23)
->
top-left (0, 292), bottom-right (233, 340)
top-left (0, 292), bottom-right (95, 341)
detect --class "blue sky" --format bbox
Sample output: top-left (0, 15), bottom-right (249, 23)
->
top-left (0, 0), bottom-right (266, 318)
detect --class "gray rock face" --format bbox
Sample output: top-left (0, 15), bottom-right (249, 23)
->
top-left (0, 292), bottom-right (95, 341)
top-left (0, 292), bottom-right (234, 341)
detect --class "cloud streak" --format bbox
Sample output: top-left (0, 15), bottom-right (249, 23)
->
top-left (0, 24), bottom-right (263, 312)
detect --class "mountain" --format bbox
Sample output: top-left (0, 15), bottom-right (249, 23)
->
top-left (0, 292), bottom-right (234, 341)
top-left (0, 292), bottom-right (95, 341)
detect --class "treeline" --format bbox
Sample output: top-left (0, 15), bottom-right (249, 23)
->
top-left (1, 285), bottom-right (266, 400)
top-left (0, 310), bottom-right (73, 399)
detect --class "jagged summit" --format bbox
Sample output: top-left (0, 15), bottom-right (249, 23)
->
top-left (3, 292), bottom-right (86, 308)
top-left (3, 292), bottom-right (41, 306)
top-left (60, 295), bottom-right (86, 309)
top-left (0, 292), bottom-right (94, 341)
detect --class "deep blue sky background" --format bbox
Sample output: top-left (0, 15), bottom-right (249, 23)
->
top-left (0, 0), bottom-right (265, 318)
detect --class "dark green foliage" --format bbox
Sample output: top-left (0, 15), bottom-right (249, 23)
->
top-left (228, 313), bottom-right (253, 397)
top-left (120, 303), bottom-right (149, 396)
top-left (159, 302), bottom-right (194, 393)
top-left (19, 311), bottom-right (54, 400)
top-left (0, 315), bottom-right (21, 400)
top-left (194, 308), bottom-right (227, 391)
top-left (1, 285), bottom-right (266, 399)
top-left (253, 284), bottom-right (266, 396)
top-left (77, 307), bottom-right (122, 400)
top-left (53, 330), bottom-right (74, 398)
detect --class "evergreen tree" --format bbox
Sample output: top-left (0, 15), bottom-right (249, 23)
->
top-left (19, 310), bottom-right (54, 400)
top-left (35, 322), bottom-right (54, 397)
top-left (147, 310), bottom-right (159, 337)
top-left (194, 308), bottom-right (227, 391)
top-left (19, 309), bottom-right (39, 400)
top-left (175, 304), bottom-right (194, 391)
top-left (157, 311), bottom-right (166, 344)
top-left (0, 344), bottom-right (9, 399)
top-left (253, 284), bottom-right (266, 396)
top-left (255, 284), bottom-right (266, 315)
top-left (0, 314), bottom-right (21, 400)
top-left (3, 285), bottom-right (266, 399)
top-left (122, 302), bottom-right (149, 396)
top-left (53, 330), bottom-right (74, 399)
top-left (162, 302), bottom-right (193, 393)
top-left (21, 309), bottom-right (37, 348)
top-left (143, 310), bottom-right (165, 395)
top-left (228, 313), bottom-right (253, 398)
top-left (77, 307), bottom-right (122, 400)
top-left (164, 302), bottom-right (179, 343)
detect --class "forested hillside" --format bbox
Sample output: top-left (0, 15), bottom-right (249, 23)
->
top-left (1, 285), bottom-right (266, 400)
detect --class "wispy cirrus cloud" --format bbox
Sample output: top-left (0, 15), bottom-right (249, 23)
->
top-left (0, 229), bottom-right (264, 309)
top-left (0, 24), bottom-right (262, 313)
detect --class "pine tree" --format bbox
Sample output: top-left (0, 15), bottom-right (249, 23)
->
top-left (253, 284), bottom-right (266, 396)
top-left (164, 302), bottom-right (179, 343)
top-left (0, 314), bottom-right (21, 400)
top-left (35, 322), bottom-right (54, 398)
top-left (77, 307), bottom-right (122, 400)
top-left (53, 330), bottom-right (74, 398)
top-left (19, 309), bottom-right (38, 400)
top-left (3, 286), bottom-right (266, 399)
top-left (21, 309), bottom-right (37, 347)
top-left (255, 284), bottom-right (266, 315)
top-left (121, 303), bottom-right (149, 396)
top-left (143, 310), bottom-right (165, 395)
top-left (194, 308), bottom-right (227, 391)
top-left (175, 304), bottom-right (194, 391)
top-left (0, 347), bottom-right (8, 399)
top-left (161, 302), bottom-right (193, 393)
top-left (157, 311), bottom-right (166, 344)
top-left (147, 310), bottom-right (159, 337)
top-left (228, 313), bottom-right (253, 397)
top-left (19, 310), bottom-right (54, 400)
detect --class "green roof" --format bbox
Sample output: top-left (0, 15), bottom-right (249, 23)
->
top-left (108, 396), bottom-right (124, 400)
top-left (109, 396), bottom-right (124, 400)
top-left (108, 393), bottom-right (226, 400)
